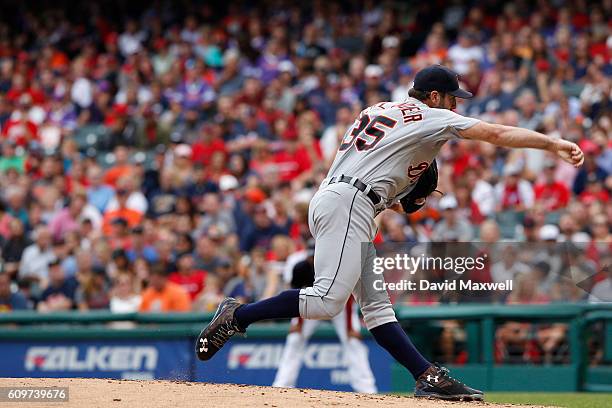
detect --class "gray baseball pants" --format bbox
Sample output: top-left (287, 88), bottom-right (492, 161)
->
top-left (299, 180), bottom-right (397, 330)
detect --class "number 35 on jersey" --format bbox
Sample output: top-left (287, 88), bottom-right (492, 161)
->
top-left (339, 113), bottom-right (398, 152)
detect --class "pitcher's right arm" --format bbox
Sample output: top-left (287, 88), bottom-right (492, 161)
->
top-left (458, 122), bottom-right (584, 168)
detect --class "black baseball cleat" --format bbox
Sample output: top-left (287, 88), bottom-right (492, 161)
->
top-left (414, 364), bottom-right (484, 401)
top-left (195, 297), bottom-right (245, 361)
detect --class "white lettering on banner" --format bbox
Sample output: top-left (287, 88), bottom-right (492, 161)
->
top-left (330, 370), bottom-right (351, 385)
top-left (25, 346), bottom-right (158, 372)
top-left (227, 344), bottom-right (352, 370)
top-left (228, 345), bottom-right (283, 369)
top-left (132, 347), bottom-right (158, 371)
top-left (303, 344), bottom-right (342, 369)
top-left (67, 348), bottom-right (87, 370)
top-left (249, 345), bottom-right (282, 369)
top-left (111, 347), bottom-right (135, 371)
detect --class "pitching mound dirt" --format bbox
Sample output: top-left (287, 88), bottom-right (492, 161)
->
top-left (0, 378), bottom-right (548, 408)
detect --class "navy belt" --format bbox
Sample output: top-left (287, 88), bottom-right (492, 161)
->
top-left (327, 175), bottom-right (382, 206)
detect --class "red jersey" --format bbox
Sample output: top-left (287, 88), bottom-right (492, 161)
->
top-left (168, 270), bottom-right (207, 300)
top-left (192, 138), bottom-right (226, 166)
top-left (2, 118), bottom-right (38, 146)
top-left (534, 181), bottom-right (570, 210)
top-left (272, 142), bottom-right (322, 181)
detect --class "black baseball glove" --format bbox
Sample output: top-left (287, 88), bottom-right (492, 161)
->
top-left (400, 159), bottom-right (439, 214)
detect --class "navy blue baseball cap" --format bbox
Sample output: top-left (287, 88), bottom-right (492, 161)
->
top-left (413, 65), bottom-right (473, 98)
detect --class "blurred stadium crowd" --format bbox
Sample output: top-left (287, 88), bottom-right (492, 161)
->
top-left (0, 0), bottom-right (609, 334)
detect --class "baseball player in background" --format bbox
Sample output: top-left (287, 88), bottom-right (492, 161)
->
top-left (273, 241), bottom-right (377, 393)
top-left (196, 65), bottom-right (584, 401)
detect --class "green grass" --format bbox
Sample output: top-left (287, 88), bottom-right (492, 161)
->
top-left (485, 392), bottom-right (612, 408)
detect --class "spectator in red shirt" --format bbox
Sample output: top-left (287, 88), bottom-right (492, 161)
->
top-left (447, 139), bottom-right (476, 177)
top-left (191, 121), bottom-right (227, 166)
top-left (235, 77), bottom-right (263, 108)
top-left (455, 182), bottom-right (484, 224)
top-left (257, 93), bottom-right (285, 129)
top-left (249, 140), bottom-right (277, 178)
top-left (495, 164), bottom-right (535, 212)
top-left (534, 160), bottom-right (570, 211)
top-left (169, 252), bottom-right (207, 300)
top-left (586, 214), bottom-right (612, 269)
top-left (5, 74), bottom-right (29, 104)
top-left (579, 174), bottom-right (610, 205)
top-left (288, 201), bottom-right (311, 244)
top-left (273, 122), bottom-right (322, 182)
top-left (1, 99), bottom-right (38, 146)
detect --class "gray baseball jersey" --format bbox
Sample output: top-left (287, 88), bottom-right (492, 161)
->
top-left (327, 97), bottom-right (480, 205)
top-left (299, 98), bottom-right (480, 330)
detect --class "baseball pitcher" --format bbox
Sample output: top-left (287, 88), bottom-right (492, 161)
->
top-left (195, 65), bottom-right (584, 401)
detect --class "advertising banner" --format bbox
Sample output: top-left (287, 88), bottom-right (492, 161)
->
top-left (195, 338), bottom-right (393, 392)
top-left (0, 340), bottom-right (192, 380)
